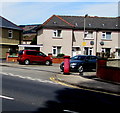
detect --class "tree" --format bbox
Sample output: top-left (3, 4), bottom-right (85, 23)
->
top-left (30, 35), bottom-right (37, 45)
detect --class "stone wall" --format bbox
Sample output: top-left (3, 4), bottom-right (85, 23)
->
top-left (107, 59), bottom-right (120, 68)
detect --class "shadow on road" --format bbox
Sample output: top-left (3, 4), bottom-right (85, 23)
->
top-left (33, 88), bottom-right (120, 113)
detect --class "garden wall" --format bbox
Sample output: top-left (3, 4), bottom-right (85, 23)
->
top-left (6, 52), bottom-right (64, 64)
top-left (97, 59), bottom-right (120, 83)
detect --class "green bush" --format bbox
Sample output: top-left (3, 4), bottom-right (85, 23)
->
top-left (57, 53), bottom-right (65, 58)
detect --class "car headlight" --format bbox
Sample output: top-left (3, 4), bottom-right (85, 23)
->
top-left (70, 63), bottom-right (77, 66)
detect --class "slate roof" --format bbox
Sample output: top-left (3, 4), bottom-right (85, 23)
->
top-left (23, 35), bottom-right (36, 41)
top-left (19, 24), bottom-right (40, 34)
top-left (38, 15), bottom-right (120, 30)
top-left (0, 16), bottom-right (22, 31)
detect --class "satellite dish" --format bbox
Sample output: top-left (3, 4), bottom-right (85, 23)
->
top-left (100, 41), bottom-right (104, 45)
top-left (90, 41), bottom-right (94, 45)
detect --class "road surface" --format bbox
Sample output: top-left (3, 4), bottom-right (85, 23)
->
top-left (1, 64), bottom-right (120, 112)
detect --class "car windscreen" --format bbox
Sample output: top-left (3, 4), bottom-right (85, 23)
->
top-left (37, 52), bottom-right (47, 57)
top-left (71, 56), bottom-right (86, 60)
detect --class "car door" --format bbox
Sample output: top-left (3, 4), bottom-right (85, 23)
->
top-left (28, 51), bottom-right (38, 62)
top-left (36, 52), bottom-right (45, 63)
top-left (84, 56), bottom-right (91, 69)
top-left (85, 56), bottom-right (97, 69)
top-left (89, 56), bottom-right (97, 69)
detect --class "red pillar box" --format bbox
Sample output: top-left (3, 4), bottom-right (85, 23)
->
top-left (63, 56), bottom-right (70, 75)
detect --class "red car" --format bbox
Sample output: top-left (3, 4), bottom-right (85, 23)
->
top-left (17, 50), bottom-right (52, 65)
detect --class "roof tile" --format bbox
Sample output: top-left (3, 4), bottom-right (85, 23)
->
top-left (40, 15), bottom-right (120, 30)
top-left (0, 16), bottom-right (22, 31)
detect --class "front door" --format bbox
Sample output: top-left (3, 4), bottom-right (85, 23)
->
top-left (72, 48), bottom-right (76, 57)
top-left (84, 47), bottom-right (93, 55)
top-left (102, 48), bottom-right (111, 58)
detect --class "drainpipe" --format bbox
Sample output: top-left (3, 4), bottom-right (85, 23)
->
top-left (72, 29), bottom-right (75, 57)
top-left (95, 29), bottom-right (98, 55)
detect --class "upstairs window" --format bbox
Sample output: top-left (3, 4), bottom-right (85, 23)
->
top-left (53, 30), bottom-right (62, 38)
top-left (8, 30), bottom-right (13, 38)
top-left (84, 31), bottom-right (93, 39)
top-left (102, 32), bottom-right (112, 40)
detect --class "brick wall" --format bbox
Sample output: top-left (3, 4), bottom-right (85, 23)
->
top-left (97, 59), bottom-right (120, 83)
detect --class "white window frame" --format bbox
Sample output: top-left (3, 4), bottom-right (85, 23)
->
top-left (101, 48), bottom-right (105, 52)
top-left (84, 31), bottom-right (93, 39)
top-left (53, 30), bottom-right (62, 38)
top-left (102, 32), bottom-right (106, 39)
top-left (118, 49), bottom-right (120, 57)
top-left (8, 30), bottom-right (13, 38)
top-left (84, 47), bottom-right (93, 55)
top-left (89, 47), bottom-right (93, 55)
top-left (102, 32), bottom-right (112, 40)
top-left (52, 47), bottom-right (57, 56)
top-left (52, 46), bottom-right (62, 56)
top-left (101, 48), bottom-right (111, 53)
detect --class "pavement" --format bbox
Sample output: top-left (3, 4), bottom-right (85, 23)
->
top-left (1, 61), bottom-right (120, 95)
top-left (53, 72), bottom-right (120, 95)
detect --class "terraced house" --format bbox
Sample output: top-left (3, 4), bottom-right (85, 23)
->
top-left (37, 15), bottom-right (120, 59)
top-left (0, 16), bottom-right (23, 59)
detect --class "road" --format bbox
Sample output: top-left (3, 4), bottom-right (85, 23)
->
top-left (1, 64), bottom-right (120, 113)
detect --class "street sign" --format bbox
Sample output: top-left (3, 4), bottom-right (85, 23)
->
top-left (82, 42), bottom-right (86, 46)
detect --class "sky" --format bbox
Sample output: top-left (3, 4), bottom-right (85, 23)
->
top-left (0, 0), bottom-right (120, 25)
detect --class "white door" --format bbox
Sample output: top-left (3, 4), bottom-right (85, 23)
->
top-left (84, 47), bottom-right (93, 55)
top-left (72, 49), bottom-right (76, 57)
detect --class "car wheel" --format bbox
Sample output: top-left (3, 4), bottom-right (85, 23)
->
top-left (45, 60), bottom-right (51, 66)
top-left (24, 59), bottom-right (30, 65)
top-left (78, 65), bottom-right (83, 73)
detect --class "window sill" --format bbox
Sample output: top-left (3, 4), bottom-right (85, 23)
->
top-left (101, 39), bottom-right (112, 41)
top-left (52, 37), bottom-right (63, 39)
top-left (83, 38), bottom-right (94, 40)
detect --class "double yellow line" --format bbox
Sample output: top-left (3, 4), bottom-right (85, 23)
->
top-left (50, 77), bottom-right (120, 97)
